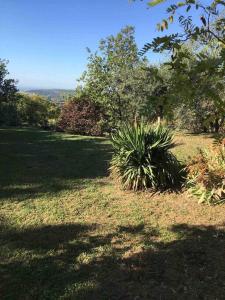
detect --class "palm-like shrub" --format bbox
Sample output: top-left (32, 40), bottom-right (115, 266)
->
top-left (110, 122), bottom-right (182, 191)
top-left (187, 138), bottom-right (225, 204)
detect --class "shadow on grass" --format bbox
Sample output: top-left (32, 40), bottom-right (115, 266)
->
top-left (0, 128), bottom-right (112, 201)
top-left (1, 220), bottom-right (225, 299)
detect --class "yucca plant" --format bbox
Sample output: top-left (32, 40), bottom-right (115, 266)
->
top-left (187, 139), bottom-right (225, 205)
top-left (110, 122), bottom-right (183, 191)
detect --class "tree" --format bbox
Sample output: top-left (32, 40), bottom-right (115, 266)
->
top-left (133, 0), bottom-right (225, 131)
top-left (0, 59), bottom-right (19, 125)
top-left (137, 0), bottom-right (225, 82)
top-left (17, 93), bottom-right (60, 128)
top-left (139, 64), bottom-right (174, 123)
top-left (58, 96), bottom-right (105, 136)
top-left (138, 0), bottom-right (225, 54)
top-left (79, 26), bottom-right (155, 128)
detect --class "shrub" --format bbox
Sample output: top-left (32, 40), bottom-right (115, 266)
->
top-left (0, 102), bottom-right (19, 126)
top-left (110, 122), bottom-right (183, 191)
top-left (17, 93), bottom-right (60, 128)
top-left (58, 98), bottom-right (105, 136)
top-left (187, 138), bottom-right (225, 204)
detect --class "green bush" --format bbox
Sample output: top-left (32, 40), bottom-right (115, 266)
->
top-left (17, 93), bottom-right (60, 128)
top-left (110, 122), bottom-right (183, 191)
top-left (0, 102), bottom-right (19, 126)
top-left (187, 138), bottom-right (225, 205)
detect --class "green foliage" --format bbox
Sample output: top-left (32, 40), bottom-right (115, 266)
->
top-left (147, 0), bottom-right (165, 7)
top-left (138, 1), bottom-right (225, 122)
top-left (139, 0), bottom-right (225, 55)
top-left (79, 26), bottom-right (155, 128)
top-left (187, 139), bottom-right (225, 204)
top-left (140, 64), bottom-right (174, 123)
top-left (0, 59), bottom-right (19, 125)
top-left (17, 93), bottom-right (60, 128)
top-left (161, 44), bottom-right (225, 132)
top-left (110, 122), bottom-right (183, 191)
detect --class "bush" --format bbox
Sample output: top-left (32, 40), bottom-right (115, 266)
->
top-left (110, 122), bottom-right (183, 191)
top-left (17, 93), bottom-right (60, 128)
top-left (58, 98), bottom-right (105, 136)
top-left (0, 102), bottom-right (19, 126)
top-left (187, 138), bottom-right (225, 204)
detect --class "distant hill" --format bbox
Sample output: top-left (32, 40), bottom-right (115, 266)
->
top-left (26, 89), bottom-right (74, 104)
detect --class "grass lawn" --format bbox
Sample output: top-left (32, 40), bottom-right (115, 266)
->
top-left (1, 128), bottom-right (225, 299)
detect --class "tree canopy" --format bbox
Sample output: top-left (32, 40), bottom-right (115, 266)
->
top-left (0, 59), bottom-right (19, 125)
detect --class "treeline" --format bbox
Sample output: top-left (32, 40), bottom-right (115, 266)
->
top-left (1, 25), bottom-right (224, 134)
top-left (0, 60), bottom-right (60, 128)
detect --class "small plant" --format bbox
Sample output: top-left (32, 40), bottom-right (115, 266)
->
top-left (110, 122), bottom-right (183, 191)
top-left (187, 138), bottom-right (225, 205)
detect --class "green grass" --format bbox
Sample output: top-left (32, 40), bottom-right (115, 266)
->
top-left (1, 128), bottom-right (225, 299)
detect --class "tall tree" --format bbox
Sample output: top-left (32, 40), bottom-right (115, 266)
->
top-left (134, 0), bottom-right (225, 131)
top-left (79, 26), bottom-right (154, 127)
top-left (168, 44), bottom-right (225, 132)
top-left (0, 59), bottom-right (18, 125)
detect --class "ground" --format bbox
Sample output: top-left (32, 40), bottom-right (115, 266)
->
top-left (0, 128), bottom-right (225, 300)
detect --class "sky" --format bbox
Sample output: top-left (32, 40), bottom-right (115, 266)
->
top-left (0, 0), bottom-right (204, 90)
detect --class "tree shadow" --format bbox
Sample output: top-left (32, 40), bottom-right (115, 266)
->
top-left (120, 223), bottom-right (225, 299)
top-left (1, 220), bottom-right (225, 299)
top-left (0, 128), bottom-right (112, 201)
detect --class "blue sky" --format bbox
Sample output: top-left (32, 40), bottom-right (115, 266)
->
top-left (0, 0), bottom-right (204, 89)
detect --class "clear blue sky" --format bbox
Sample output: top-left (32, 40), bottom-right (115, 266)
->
top-left (0, 0), bottom-right (203, 90)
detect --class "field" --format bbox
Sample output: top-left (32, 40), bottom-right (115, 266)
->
top-left (0, 128), bottom-right (225, 300)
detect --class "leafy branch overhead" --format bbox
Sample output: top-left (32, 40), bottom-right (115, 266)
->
top-left (134, 0), bottom-right (225, 118)
top-left (138, 0), bottom-right (225, 55)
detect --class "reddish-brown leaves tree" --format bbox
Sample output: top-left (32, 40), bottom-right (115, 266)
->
top-left (58, 98), bottom-right (105, 136)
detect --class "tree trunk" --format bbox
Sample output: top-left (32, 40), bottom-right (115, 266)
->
top-left (214, 118), bottom-right (220, 133)
top-left (157, 105), bottom-right (163, 124)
